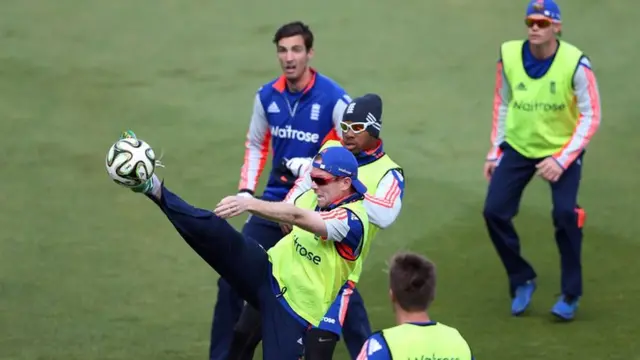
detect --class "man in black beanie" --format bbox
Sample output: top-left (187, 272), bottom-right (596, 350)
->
top-left (227, 93), bottom-right (406, 360)
top-left (301, 93), bottom-right (404, 359)
top-left (340, 93), bottom-right (383, 151)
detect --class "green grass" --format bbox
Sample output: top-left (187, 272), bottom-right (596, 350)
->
top-left (1, 0), bottom-right (639, 359)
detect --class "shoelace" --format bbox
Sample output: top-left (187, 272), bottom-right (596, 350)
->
top-left (553, 293), bottom-right (578, 304)
top-left (153, 147), bottom-right (166, 169)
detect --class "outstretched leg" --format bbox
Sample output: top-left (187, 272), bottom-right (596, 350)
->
top-left (147, 178), bottom-right (269, 308)
top-left (210, 215), bottom-right (284, 360)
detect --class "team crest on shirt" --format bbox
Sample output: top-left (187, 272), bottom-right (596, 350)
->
top-left (310, 103), bottom-right (321, 120)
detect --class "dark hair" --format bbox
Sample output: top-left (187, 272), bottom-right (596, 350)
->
top-left (273, 21), bottom-right (314, 51)
top-left (389, 251), bottom-right (436, 312)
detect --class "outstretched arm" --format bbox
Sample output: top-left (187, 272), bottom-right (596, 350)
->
top-left (215, 195), bottom-right (364, 254)
top-left (215, 196), bottom-right (328, 238)
top-left (248, 199), bottom-right (328, 238)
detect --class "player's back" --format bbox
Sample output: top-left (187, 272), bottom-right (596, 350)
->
top-left (362, 322), bottom-right (474, 360)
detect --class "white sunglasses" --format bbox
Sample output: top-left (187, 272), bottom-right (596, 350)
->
top-left (339, 121), bottom-right (371, 134)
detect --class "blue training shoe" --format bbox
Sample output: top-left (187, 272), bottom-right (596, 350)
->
top-left (511, 280), bottom-right (536, 316)
top-left (551, 295), bottom-right (579, 321)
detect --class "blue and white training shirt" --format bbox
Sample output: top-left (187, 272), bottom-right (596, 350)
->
top-left (238, 69), bottom-right (352, 201)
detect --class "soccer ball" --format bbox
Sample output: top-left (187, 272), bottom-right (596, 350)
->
top-left (105, 137), bottom-right (156, 187)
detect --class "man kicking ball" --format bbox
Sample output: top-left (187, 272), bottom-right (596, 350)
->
top-left (107, 131), bottom-right (372, 360)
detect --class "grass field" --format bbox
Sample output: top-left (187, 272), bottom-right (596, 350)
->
top-left (1, 0), bottom-right (639, 359)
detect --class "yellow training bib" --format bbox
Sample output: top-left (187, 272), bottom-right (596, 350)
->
top-left (501, 40), bottom-right (583, 158)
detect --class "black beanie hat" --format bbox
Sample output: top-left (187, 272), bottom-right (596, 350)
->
top-left (342, 93), bottom-right (383, 138)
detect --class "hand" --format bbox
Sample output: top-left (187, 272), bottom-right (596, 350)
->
top-left (285, 157), bottom-right (312, 177)
top-left (536, 157), bottom-right (564, 182)
top-left (273, 159), bottom-right (298, 186)
top-left (214, 195), bottom-right (251, 219)
top-left (280, 223), bottom-right (292, 235)
top-left (484, 160), bottom-right (498, 181)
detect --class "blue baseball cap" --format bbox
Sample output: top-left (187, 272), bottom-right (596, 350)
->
top-left (312, 146), bottom-right (368, 195)
top-left (526, 0), bottom-right (561, 22)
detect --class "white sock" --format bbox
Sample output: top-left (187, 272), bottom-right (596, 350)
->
top-left (149, 174), bottom-right (162, 199)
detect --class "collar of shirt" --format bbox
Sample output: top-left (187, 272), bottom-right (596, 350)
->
top-left (317, 192), bottom-right (364, 211)
top-left (271, 68), bottom-right (318, 95)
top-left (522, 40), bottom-right (559, 79)
top-left (407, 321), bottom-right (437, 327)
top-left (283, 86), bottom-right (303, 104)
top-left (354, 139), bottom-right (385, 166)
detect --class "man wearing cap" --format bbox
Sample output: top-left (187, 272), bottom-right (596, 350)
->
top-left (290, 93), bottom-right (405, 358)
top-left (107, 132), bottom-right (374, 360)
top-left (222, 94), bottom-right (405, 360)
top-left (482, 0), bottom-right (602, 321)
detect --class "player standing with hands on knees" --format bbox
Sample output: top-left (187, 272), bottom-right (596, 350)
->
top-left (211, 21), bottom-right (352, 360)
top-left (230, 94), bottom-right (405, 360)
top-left (356, 252), bottom-right (474, 359)
top-left (483, 0), bottom-right (602, 321)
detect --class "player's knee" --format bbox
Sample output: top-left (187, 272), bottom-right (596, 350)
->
top-left (304, 329), bottom-right (339, 360)
top-left (234, 305), bottom-right (262, 333)
top-left (483, 200), bottom-right (514, 222)
top-left (216, 277), bottom-right (237, 296)
top-left (552, 206), bottom-right (578, 228)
